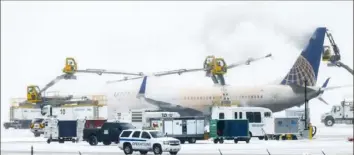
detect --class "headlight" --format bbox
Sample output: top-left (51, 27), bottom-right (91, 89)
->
top-left (163, 141), bottom-right (169, 145)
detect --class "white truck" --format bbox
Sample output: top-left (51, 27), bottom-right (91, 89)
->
top-left (149, 117), bottom-right (205, 144)
top-left (118, 129), bottom-right (181, 155)
top-left (211, 106), bottom-right (274, 140)
top-left (41, 104), bottom-right (107, 120)
top-left (3, 106), bottom-right (42, 129)
top-left (321, 99), bottom-right (353, 127)
top-left (31, 104), bottom-right (107, 137)
top-left (116, 109), bottom-right (180, 129)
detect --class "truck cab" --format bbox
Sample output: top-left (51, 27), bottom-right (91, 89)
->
top-left (83, 121), bottom-right (135, 146)
top-left (30, 118), bottom-right (45, 137)
top-left (321, 99), bottom-right (353, 127)
top-left (3, 120), bottom-right (22, 129)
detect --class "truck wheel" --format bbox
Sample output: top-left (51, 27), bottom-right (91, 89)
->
top-left (4, 126), bottom-right (9, 129)
top-left (180, 140), bottom-right (185, 144)
top-left (47, 139), bottom-right (51, 144)
top-left (34, 133), bottom-right (40, 137)
top-left (188, 138), bottom-right (196, 144)
top-left (213, 139), bottom-right (218, 144)
top-left (325, 117), bottom-right (335, 127)
top-left (153, 144), bottom-right (162, 155)
top-left (103, 141), bottom-right (111, 145)
top-left (123, 143), bottom-right (133, 154)
top-left (88, 135), bottom-right (98, 146)
top-left (140, 151), bottom-right (148, 155)
top-left (219, 138), bottom-right (224, 144)
top-left (264, 136), bottom-right (269, 141)
top-left (258, 136), bottom-right (264, 140)
top-left (234, 139), bottom-right (238, 144)
top-left (246, 138), bottom-right (250, 144)
top-left (170, 151), bottom-right (178, 155)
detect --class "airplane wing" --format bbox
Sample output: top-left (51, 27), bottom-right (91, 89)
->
top-left (106, 53), bottom-right (272, 84)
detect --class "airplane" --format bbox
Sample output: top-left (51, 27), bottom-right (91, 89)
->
top-left (105, 27), bottom-right (351, 117)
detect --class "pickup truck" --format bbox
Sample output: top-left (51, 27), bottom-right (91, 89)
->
top-left (3, 120), bottom-right (32, 129)
top-left (83, 122), bottom-right (135, 146)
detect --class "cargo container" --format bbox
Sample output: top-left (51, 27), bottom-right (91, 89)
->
top-left (209, 119), bottom-right (250, 144)
top-left (44, 117), bottom-right (86, 143)
top-left (149, 117), bottom-right (205, 144)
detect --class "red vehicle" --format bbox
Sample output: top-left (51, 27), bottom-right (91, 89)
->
top-left (85, 119), bottom-right (107, 128)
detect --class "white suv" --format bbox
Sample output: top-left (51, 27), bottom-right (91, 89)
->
top-left (118, 129), bottom-right (181, 155)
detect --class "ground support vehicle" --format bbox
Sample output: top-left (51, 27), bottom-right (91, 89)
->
top-left (209, 119), bottom-right (250, 144)
top-left (44, 117), bottom-right (85, 144)
top-left (118, 129), bottom-right (181, 155)
top-left (321, 99), bottom-right (353, 127)
top-left (211, 106), bottom-right (274, 139)
top-left (83, 121), bottom-right (135, 146)
top-left (149, 116), bottom-right (205, 144)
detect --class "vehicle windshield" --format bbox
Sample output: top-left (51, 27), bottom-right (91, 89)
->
top-left (32, 118), bottom-right (44, 123)
top-left (331, 106), bottom-right (336, 112)
top-left (120, 123), bottom-right (135, 130)
top-left (149, 131), bottom-right (164, 138)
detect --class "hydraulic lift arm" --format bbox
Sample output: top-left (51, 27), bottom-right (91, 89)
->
top-left (106, 53), bottom-right (272, 84)
top-left (324, 30), bottom-right (353, 75)
top-left (26, 57), bottom-right (145, 104)
top-left (333, 61), bottom-right (353, 75)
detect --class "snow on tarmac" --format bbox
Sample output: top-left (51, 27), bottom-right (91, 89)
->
top-left (1, 125), bottom-right (353, 155)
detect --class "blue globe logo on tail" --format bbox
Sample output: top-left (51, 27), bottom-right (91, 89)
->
top-left (281, 55), bottom-right (316, 86)
top-left (280, 27), bottom-right (327, 87)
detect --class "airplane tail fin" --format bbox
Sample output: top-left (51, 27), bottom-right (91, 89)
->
top-left (280, 27), bottom-right (327, 87)
top-left (137, 76), bottom-right (148, 98)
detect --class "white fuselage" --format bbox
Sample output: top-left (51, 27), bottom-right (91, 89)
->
top-left (106, 84), bottom-right (320, 116)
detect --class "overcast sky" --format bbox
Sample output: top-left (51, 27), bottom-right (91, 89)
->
top-left (1, 1), bottom-right (353, 126)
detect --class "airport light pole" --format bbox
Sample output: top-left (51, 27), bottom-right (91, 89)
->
top-left (304, 79), bottom-right (308, 129)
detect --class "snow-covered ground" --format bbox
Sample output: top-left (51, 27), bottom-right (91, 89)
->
top-left (1, 124), bottom-right (353, 155)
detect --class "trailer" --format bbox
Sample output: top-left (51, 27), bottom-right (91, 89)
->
top-left (149, 117), bottom-right (205, 144)
top-left (34, 104), bottom-right (107, 137)
top-left (285, 109), bottom-right (306, 118)
top-left (270, 117), bottom-right (301, 140)
top-left (211, 106), bottom-right (274, 139)
top-left (44, 117), bottom-right (86, 144)
top-left (209, 119), bottom-right (250, 144)
top-left (116, 109), bottom-right (180, 129)
top-left (43, 104), bottom-right (107, 120)
top-left (3, 101), bottom-right (43, 129)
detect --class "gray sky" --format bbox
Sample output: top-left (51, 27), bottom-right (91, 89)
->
top-left (1, 1), bottom-right (353, 125)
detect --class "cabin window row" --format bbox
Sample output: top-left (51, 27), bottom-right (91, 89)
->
top-left (218, 112), bottom-right (262, 123)
top-left (183, 95), bottom-right (264, 100)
